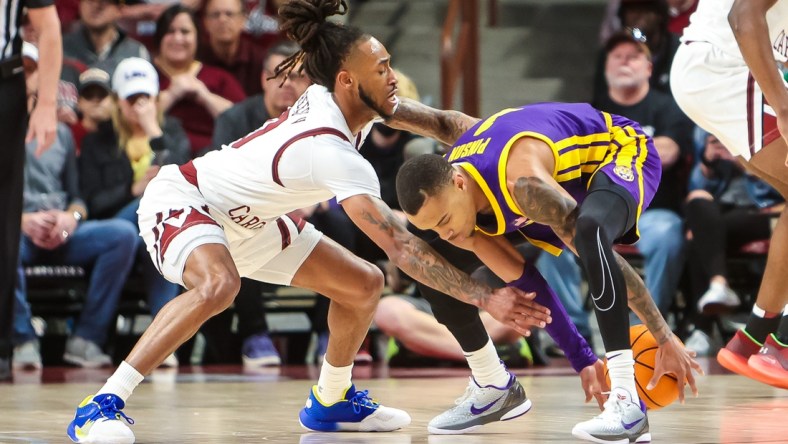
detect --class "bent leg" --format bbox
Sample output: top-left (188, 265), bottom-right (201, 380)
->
top-left (289, 236), bottom-right (384, 367)
top-left (126, 243), bottom-right (241, 374)
top-left (739, 141), bottom-right (788, 315)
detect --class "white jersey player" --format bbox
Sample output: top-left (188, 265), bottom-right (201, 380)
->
top-left (671, 0), bottom-right (788, 390)
top-left (672, 0), bottom-right (788, 159)
top-left (66, 2), bottom-right (551, 442)
top-left (139, 84), bottom-right (380, 284)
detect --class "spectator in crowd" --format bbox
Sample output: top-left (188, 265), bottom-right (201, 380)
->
top-left (205, 40), bottom-right (307, 368)
top-left (594, 30), bottom-right (694, 318)
top-left (683, 133), bottom-right (784, 356)
top-left (211, 40), bottom-right (304, 147)
top-left (78, 58), bottom-right (190, 368)
top-left (70, 68), bottom-right (114, 154)
top-left (63, 0), bottom-right (151, 71)
top-left (593, 0), bottom-right (680, 104)
top-left (154, 4), bottom-right (246, 156)
top-left (13, 54), bottom-right (138, 369)
top-left (199, 0), bottom-right (265, 96)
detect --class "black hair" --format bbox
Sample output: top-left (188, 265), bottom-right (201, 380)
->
top-left (154, 4), bottom-right (200, 53)
top-left (395, 154), bottom-right (454, 215)
top-left (275, 0), bottom-right (368, 91)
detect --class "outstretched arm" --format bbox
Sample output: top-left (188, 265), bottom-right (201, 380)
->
top-left (385, 98), bottom-right (481, 146)
top-left (340, 193), bottom-right (551, 335)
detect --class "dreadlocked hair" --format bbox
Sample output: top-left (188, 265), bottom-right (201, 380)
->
top-left (276, 0), bottom-right (368, 91)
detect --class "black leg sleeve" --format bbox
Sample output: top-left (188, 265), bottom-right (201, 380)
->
top-left (574, 182), bottom-right (636, 353)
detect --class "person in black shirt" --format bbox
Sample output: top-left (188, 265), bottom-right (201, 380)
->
top-left (0, 0), bottom-right (62, 380)
top-left (593, 30), bottom-right (695, 318)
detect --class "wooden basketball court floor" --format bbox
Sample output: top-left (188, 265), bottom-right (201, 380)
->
top-left (1, 359), bottom-right (785, 444)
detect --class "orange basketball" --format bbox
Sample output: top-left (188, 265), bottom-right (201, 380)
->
top-left (604, 324), bottom-right (681, 410)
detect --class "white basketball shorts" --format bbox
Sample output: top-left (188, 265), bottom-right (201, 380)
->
top-left (671, 40), bottom-right (784, 160)
top-left (138, 165), bottom-right (322, 287)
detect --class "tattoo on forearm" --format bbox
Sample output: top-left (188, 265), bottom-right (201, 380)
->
top-left (614, 253), bottom-right (673, 344)
top-left (386, 100), bottom-right (480, 146)
top-left (358, 201), bottom-right (488, 306)
top-left (513, 176), bottom-right (578, 240)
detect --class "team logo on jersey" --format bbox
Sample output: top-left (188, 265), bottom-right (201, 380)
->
top-left (613, 165), bottom-right (635, 182)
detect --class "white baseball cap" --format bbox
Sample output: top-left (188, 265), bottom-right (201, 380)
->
top-left (112, 57), bottom-right (159, 100)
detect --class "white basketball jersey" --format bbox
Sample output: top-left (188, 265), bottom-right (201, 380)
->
top-left (682, 0), bottom-right (788, 62)
top-left (188, 84), bottom-right (380, 239)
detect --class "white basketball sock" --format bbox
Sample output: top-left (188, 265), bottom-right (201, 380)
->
top-left (97, 361), bottom-right (144, 403)
top-left (316, 359), bottom-right (353, 405)
top-left (464, 338), bottom-right (510, 387)
top-left (606, 349), bottom-right (639, 404)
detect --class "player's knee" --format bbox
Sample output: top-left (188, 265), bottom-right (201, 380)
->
top-left (574, 212), bottom-right (604, 252)
top-left (355, 264), bottom-right (385, 311)
top-left (193, 272), bottom-right (241, 314)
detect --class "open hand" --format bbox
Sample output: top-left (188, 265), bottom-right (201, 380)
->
top-left (580, 359), bottom-right (609, 410)
top-left (647, 335), bottom-right (704, 404)
top-left (479, 287), bottom-right (552, 337)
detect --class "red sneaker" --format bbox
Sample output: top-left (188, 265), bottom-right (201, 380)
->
top-left (717, 329), bottom-right (763, 377)
top-left (747, 334), bottom-right (788, 390)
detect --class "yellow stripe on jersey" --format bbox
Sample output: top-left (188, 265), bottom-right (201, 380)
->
top-left (473, 108), bottom-right (522, 137)
top-left (613, 126), bottom-right (640, 169)
top-left (602, 111), bottom-right (613, 131)
top-left (589, 124), bottom-right (628, 185)
top-left (631, 126), bottom-right (649, 237)
top-left (497, 131), bottom-right (557, 217)
top-left (456, 162), bottom-right (506, 236)
top-left (515, 231), bottom-right (564, 256)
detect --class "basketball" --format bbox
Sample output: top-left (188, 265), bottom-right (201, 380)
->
top-left (604, 325), bottom-right (681, 410)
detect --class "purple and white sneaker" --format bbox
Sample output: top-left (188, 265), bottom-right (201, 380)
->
top-left (427, 373), bottom-right (531, 434)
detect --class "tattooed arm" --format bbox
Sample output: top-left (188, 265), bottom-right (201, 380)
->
top-left (340, 193), bottom-right (551, 334)
top-left (507, 137), bottom-right (675, 341)
top-left (510, 172), bottom-right (674, 342)
top-left (384, 98), bottom-right (481, 146)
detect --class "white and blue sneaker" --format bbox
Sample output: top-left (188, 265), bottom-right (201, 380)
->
top-left (427, 373), bottom-right (532, 434)
top-left (571, 387), bottom-right (650, 443)
top-left (299, 384), bottom-right (411, 432)
top-left (67, 393), bottom-right (135, 443)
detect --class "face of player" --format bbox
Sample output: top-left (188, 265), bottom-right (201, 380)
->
top-left (348, 37), bottom-right (399, 119)
top-left (605, 42), bottom-right (652, 90)
top-left (160, 12), bottom-right (199, 66)
top-left (262, 55), bottom-right (311, 116)
top-left (406, 172), bottom-right (479, 243)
